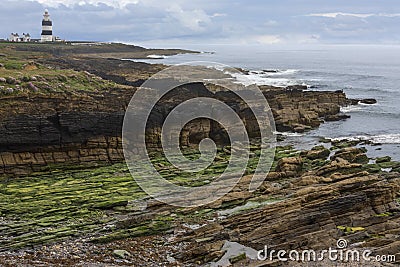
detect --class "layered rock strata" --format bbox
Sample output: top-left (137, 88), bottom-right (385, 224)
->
top-left (0, 82), bottom-right (359, 175)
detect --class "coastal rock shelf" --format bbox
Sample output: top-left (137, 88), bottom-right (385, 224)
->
top-left (172, 143), bottom-right (400, 266)
top-left (0, 81), bottom-right (360, 175)
top-left (0, 43), bottom-right (393, 267)
top-left (1, 142), bottom-right (400, 266)
top-left (263, 86), bottom-right (351, 132)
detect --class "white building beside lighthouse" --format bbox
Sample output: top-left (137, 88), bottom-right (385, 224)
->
top-left (41, 9), bottom-right (54, 42)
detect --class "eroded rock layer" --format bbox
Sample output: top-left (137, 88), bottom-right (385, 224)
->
top-left (0, 81), bottom-right (355, 175)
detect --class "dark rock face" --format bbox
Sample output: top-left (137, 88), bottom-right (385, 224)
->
top-left (264, 88), bottom-right (351, 132)
top-left (360, 98), bottom-right (378, 105)
top-left (0, 89), bottom-right (132, 175)
top-left (351, 98), bottom-right (378, 105)
top-left (324, 113), bottom-right (351, 121)
top-left (0, 112), bottom-right (124, 151)
top-left (0, 82), bottom-right (357, 175)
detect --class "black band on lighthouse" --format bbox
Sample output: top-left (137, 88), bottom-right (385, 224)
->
top-left (41, 30), bottom-right (53, 35)
top-left (42, 21), bottom-right (52, 26)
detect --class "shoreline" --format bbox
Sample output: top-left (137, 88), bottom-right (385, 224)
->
top-left (0, 42), bottom-right (399, 266)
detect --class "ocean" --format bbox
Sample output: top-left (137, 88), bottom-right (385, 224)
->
top-left (132, 44), bottom-right (400, 160)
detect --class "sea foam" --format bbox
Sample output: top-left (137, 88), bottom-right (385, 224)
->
top-left (332, 134), bottom-right (400, 144)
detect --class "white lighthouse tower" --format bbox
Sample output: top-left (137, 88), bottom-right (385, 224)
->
top-left (41, 9), bottom-right (53, 42)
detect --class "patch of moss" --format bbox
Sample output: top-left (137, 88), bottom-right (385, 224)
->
top-left (378, 161), bottom-right (400, 169)
top-left (0, 162), bottom-right (148, 249)
top-left (364, 164), bottom-right (382, 174)
top-left (375, 212), bottom-right (393, 217)
top-left (2, 60), bottom-right (25, 70)
top-left (337, 225), bottom-right (365, 233)
top-left (92, 220), bottom-right (171, 244)
top-left (229, 253), bottom-right (247, 264)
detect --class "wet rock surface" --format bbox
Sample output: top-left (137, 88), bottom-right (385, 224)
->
top-left (0, 141), bottom-right (399, 266)
top-left (0, 43), bottom-right (395, 267)
top-left (168, 143), bottom-right (400, 266)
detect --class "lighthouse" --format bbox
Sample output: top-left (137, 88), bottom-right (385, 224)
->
top-left (41, 9), bottom-right (53, 42)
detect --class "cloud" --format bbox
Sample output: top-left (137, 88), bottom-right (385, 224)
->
top-left (166, 4), bottom-right (212, 32)
top-left (264, 20), bottom-right (278, 26)
top-left (252, 35), bottom-right (281, 45)
top-left (211, 13), bottom-right (226, 18)
top-left (307, 12), bottom-right (400, 18)
top-left (30, 0), bottom-right (139, 8)
top-left (1, 0), bottom-right (400, 45)
top-left (307, 13), bottom-right (373, 18)
top-left (380, 13), bottom-right (400, 17)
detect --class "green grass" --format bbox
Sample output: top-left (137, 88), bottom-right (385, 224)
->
top-left (2, 60), bottom-right (25, 70)
top-left (0, 45), bottom-right (124, 96)
top-left (0, 61), bottom-right (120, 95)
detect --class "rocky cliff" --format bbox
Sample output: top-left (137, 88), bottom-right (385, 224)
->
top-left (264, 87), bottom-right (350, 132)
top-left (0, 81), bottom-right (355, 175)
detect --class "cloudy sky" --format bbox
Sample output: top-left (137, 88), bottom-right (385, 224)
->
top-left (1, 0), bottom-right (400, 46)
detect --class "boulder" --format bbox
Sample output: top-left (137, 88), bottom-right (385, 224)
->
top-left (324, 113), bottom-right (351, 121)
top-left (376, 156), bottom-right (392, 163)
top-left (316, 157), bottom-right (362, 177)
top-left (6, 77), bottom-right (17, 85)
top-left (331, 147), bottom-right (369, 164)
top-left (275, 157), bottom-right (303, 177)
top-left (360, 98), bottom-right (377, 105)
top-left (113, 249), bottom-right (131, 259)
top-left (301, 145), bottom-right (330, 160)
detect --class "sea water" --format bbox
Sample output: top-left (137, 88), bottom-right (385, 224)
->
top-left (131, 44), bottom-right (400, 160)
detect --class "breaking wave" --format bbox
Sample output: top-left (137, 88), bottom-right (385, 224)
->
top-left (332, 134), bottom-right (400, 144)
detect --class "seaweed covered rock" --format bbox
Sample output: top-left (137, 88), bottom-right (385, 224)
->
top-left (331, 147), bottom-right (369, 164)
top-left (301, 145), bottom-right (330, 160)
top-left (376, 156), bottom-right (392, 163)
